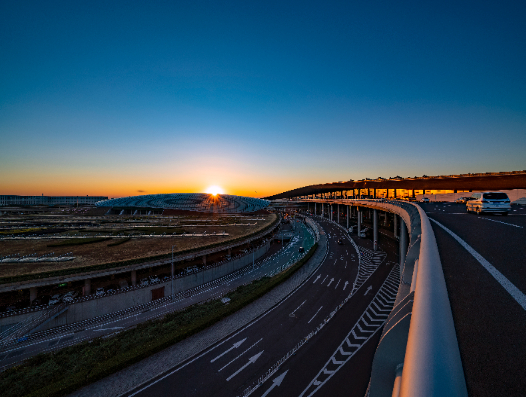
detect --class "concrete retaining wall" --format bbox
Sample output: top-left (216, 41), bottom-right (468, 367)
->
top-left (0, 241), bottom-right (270, 333)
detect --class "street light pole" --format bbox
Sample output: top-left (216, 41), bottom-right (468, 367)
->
top-left (171, 245), bottom-right (175, 300)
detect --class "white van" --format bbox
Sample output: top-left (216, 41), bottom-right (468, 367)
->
top-left (466, 192), bottom-right (511, 215)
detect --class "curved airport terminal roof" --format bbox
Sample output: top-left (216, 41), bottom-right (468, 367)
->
top-left (95, 193), bottom-right (269, 213)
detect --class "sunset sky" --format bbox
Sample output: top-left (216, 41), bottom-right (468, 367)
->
top-left (1, 1), bottom-right (525, 198)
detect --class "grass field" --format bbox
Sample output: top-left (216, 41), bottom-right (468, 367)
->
top-left (0, 213), bottom-right (277, 278)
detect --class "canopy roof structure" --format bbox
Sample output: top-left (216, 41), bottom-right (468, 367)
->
top-left (265, 170), bottom-right (526, 200)
top-left (95, 193), bottom-right (269, 214)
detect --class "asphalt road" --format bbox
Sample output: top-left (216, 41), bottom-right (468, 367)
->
top-left (126, 217), bottom-right (398, 397)
top-left (421, 202), bottom-right (526, 397)
top-left (0, 222), bottom-right (314, 370)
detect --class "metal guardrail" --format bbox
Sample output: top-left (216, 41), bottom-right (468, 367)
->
top-left (302, 198), bottom-right (467, 397)
top-left (397, 203), bottom-right (467, 397)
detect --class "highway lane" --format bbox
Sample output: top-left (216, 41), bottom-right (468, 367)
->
top-left (128, 218), bottom-right (398, 397)
top-left (0, 222), bottom-right (314, 369)
top-left (422, 202), bottom-right (526, 397)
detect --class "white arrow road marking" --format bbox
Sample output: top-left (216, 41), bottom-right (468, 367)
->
top-left (290, 300), bottom-right (306, 317)
top-left (210, 338), bottom-right (247, 363)
top-left (226, 351), bottom-right (264, 381)
top-left (308, 306), bottom-right (323, 324)
top-left (218, 338), bottom-right (262, 372)
top-left (343, 281), bottom-right (349, 290)
top-left (321, 275), bottom-right (328, 284)
top-left (327, 278), bottom-right (334, 287)
top-left (364, 286), bottom-right (372, 295)
top-left (335, 279), bottom-right (341, 289)
top-left (261, 370), bottom-right (289, 397)
top-left (313, 274), bottom-right (321, 283)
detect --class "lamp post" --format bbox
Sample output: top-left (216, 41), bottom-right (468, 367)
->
top-left (171, 245), bottom-right (175, 300)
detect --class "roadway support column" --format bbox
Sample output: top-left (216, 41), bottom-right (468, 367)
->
top-left (30, 287), bottom-right (38, 304)
top-left (394, 214), bottom-right (398, 239)
top-left (373, 209), bottom-right (378, 251)
top-left (399, 218), bottom-right (407, 268)
top-left (337, 204), bottom-right (340, 224)
top-left (314, 202), bottom-right (316, 216)
top-left (131, 270), bottom-right (137, 287)
top-left (202, 255), bottom-right (206, 265)
top-left (357, 207), bottom-right (361, 235)
top-left (84, 278), bottom-right (91, 296)
top-left (321, 203), bottom-right (324, 218)
top-left (347, 205), bottom-right (349, 229)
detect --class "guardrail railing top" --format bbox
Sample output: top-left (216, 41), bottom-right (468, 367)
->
top-left (304, 198), bottom-right (467, 396)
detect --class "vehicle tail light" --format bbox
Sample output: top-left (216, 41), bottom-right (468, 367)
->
top-left (481, 199), bottom-right (488, 203)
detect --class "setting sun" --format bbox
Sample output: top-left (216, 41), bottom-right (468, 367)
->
top-left (205, 185), bottom-right (224, 195)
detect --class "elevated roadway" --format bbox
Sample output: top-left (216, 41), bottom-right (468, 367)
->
top-left (0, 222), bottom-right (312, 370)
top-left (121, 217), bottom-right (398, 397)
top-left (422, 202), bottom-right (526, 396)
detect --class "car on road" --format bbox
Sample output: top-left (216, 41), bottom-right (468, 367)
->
top-left (466, 192), bottom-right (511, 215)
top-left (95, 287), bottom-right (105, 296)
top-left (62, 291), bottom-right (78, 303)
top-left (149, 275), bottom-right (160, 284)
top-left (455, 197), bottom-right (470, 204)
top-left (420, 197), bottom-right (430, 203)
top-left (298, 246), bottom-right (304, 253)
top-left (337, 239), bottom-right (344, 245)
top-left (140, 278), bottom-right (149, 286)
top-left (48, 294), bottom-right (62, 306)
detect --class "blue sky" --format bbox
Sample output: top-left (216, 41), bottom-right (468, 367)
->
top-left (1, 1), bottom-right (525, 197)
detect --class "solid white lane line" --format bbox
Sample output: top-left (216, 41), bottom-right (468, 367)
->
top-left (218, 338), bottom-right (263, 372)
top-left (477, 217), bottom-right (523, 228)
top-left (431, 219), bottom-right (526, 311)
top-left (335, 279), bottom-right (341, 289)
top-left (308, 306), bottom-right (323, 324)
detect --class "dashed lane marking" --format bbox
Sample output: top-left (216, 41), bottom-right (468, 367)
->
top-left (299, 265), bottom-right (400, 396)
top-left (477, 217), bottom-right (523, 228)
top-left (308, 306), bottom-right (323, 324)
top-left (431, 218), bottom-right (526, 311)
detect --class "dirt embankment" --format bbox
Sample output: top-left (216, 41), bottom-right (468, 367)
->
top-left (0, 214), bottom-right (277, 278)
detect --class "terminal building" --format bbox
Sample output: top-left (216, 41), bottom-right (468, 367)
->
top-left (95, 193), bottom-right (269, 214)
top-left (0, 195), bottom-right (108, 207)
